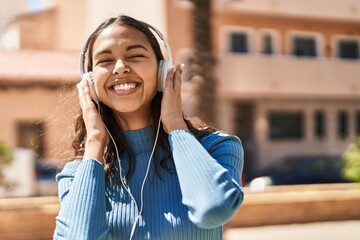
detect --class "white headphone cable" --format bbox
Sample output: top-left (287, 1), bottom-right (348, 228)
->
top-left (97, 105), bottom-right (138, 211)
top-left (129, 116), bottom-right (161, 239)
top-left (97, 103), bottom-right (162, 240)
top-left (96, 104), bottom-right (140, 238)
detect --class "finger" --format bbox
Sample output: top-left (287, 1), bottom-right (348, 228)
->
top-left (77, 80), bottom-right (94, 110)
top-left (165, 67), bottom-right (176, 90)
top-left (82, 80), bottom-right (94, 106)
top-left (177, 63), bottom-right (184, 74)
top-left (173, 63), bottom-right (184, 92)
top-left (77, 83), bottom-right (85, 109)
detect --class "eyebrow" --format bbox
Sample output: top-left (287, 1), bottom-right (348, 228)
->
top-left (94, 44), bottom-right (149, 58)
top-left (126, 44), bottom-right (149, 52)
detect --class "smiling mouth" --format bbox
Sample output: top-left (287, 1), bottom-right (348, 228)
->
top-left (110, 82), bottom-right (140, 94)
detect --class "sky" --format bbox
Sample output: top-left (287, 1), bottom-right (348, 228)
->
top-left (27, 0), bottom-right (53, 12)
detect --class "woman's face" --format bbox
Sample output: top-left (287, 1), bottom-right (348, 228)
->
top-left (91, 23), bottom-right (158, 117)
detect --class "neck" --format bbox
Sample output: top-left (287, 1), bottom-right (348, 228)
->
top-left (113, 109), bottom-right (153, 131)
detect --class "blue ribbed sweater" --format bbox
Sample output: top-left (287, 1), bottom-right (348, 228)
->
top-left (53, 128), bottom-right (244, 240)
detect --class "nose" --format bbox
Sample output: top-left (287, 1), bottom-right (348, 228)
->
top-left (113, 59), bottom-right (130, 74)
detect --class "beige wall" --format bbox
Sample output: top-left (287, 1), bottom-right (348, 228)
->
top-left (17, 9), bottom-right (58, 50)
top-left (0, 0), bottom-right (28, 22)
top-left (217, 55), bottom-right (360, 98)
top-left (55, 0), bottom-right (167, 51)
top-left (215, 0), bottom-right (360, 23)
top-left (0, 86), bottom-right (78, 162)
top-left (86, 0), bottom-right (167, 34)
top-left (56, 0), bottom-right (87, 51)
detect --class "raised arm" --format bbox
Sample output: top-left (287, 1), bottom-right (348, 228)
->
top-left (169, 130), bottom-right (244, 228)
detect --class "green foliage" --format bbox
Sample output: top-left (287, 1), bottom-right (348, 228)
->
top-left (0, 141), bottom-right (13, 187)
top-left (342, 137), bottom-right (360, 182)
top-left (0, 141), bottom-right (12, 161)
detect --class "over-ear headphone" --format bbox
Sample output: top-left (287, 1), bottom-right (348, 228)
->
top-left (79, 23), bottom-right (173, 103)
top-left (80, 36), bottom-right (100, 104)
top-left (147, 26), bottom-right (174, 92)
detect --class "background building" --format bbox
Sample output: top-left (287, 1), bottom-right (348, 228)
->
top-left (1, 0), bottom-right (359, 184)
top-left (167, 0), bottom-right (360, 179)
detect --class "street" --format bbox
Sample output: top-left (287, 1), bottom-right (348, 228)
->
top-left (224, 220), bottom-right (360, 240)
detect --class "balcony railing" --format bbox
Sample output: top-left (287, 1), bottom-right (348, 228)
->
top-left (218, 54), bottom-right (360, 99)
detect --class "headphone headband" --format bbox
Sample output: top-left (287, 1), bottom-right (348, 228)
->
top-left (80, 36), bottom-right (92, 75)
top-left (147, 25), bottom-right (173, 65)
top-left (80, 23), bottom-right (172, 75)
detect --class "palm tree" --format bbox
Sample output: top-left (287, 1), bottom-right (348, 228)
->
top-left (189, 0), bottom-right (217, 126)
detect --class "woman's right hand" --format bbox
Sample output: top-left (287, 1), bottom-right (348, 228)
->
top-left (77, 80), bottom-right (109, 163)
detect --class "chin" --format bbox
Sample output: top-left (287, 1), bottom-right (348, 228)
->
top-left (112, 102), bottom-right (148, 114)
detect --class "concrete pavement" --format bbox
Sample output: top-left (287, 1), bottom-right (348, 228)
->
top-left (224, 220), bottom-right (360, 240)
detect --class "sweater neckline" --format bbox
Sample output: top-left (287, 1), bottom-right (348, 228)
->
top-left (122, 126), bottom-right (154, 152)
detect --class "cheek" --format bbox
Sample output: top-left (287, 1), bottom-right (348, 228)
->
top-left (137, 63), bottom-right (158, 91)
top-left (146, 64), bottom-right (160, 89)
top-left (92, 69), bottom-right (110, 97)
top-left (146, 71), bottom-right (159, 95)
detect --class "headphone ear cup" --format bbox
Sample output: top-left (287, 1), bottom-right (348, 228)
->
top-left (157, 60), bottom-right (165, 92)
top-left (158, 60), bottom-right (174, 92)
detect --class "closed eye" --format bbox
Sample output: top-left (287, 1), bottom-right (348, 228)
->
top-left (96, 58), bottom-right (113, 65)
top-left (127, 55), bottom-right (145, 60)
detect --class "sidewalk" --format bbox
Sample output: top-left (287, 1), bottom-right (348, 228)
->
top-left (226, 183), bottom-right (360, 228)
top-left (224, 220), bottom-right (360, 240)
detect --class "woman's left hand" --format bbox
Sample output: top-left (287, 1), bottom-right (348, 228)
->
top-left (161, 63), bottom-right (188, 134)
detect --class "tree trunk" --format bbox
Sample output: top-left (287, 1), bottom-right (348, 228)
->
top-left (189, 0), bottom-right (217, 126)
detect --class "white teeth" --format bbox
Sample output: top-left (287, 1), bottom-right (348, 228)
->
top-left (113, 83), bottom-right (136, 91)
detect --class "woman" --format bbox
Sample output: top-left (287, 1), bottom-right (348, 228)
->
top-left (53, 15), bottom-right (244, 240)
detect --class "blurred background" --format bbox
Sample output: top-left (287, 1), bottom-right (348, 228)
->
top-left (0, 0), bottom-right (360, 239)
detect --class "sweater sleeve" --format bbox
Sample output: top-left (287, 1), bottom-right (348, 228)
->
top-left (53, 159), bottom-right (109, 240)
top-left (168, 130), bottom-right (244, 229)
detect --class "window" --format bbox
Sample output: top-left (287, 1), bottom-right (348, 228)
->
top-left (230, 32), bottom-right (249, 53)
top-left (314, 110), bottom-right (326, 139)
top-left (337, 40), bottom-right (359, 59)
top-left (356, 111), bottom-right (360, 136)
top-left (337, 111), bottom-right (349, 139)
top-left (269, 112), bottom-right (304, 140)
top-left (292, 37), bottom-right (317, 57)
top-left (262, 34), bottom-right (273, 55)
top-left (17, 121), bottom-right (45, 158)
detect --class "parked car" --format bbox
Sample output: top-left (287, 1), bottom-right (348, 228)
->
top-left (35, 160), bottom-right (62, 196)
top-left (247, 154), bottom-right (349, 190)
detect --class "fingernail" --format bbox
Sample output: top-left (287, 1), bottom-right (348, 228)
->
top-left (180, 63), bottom-right (185, 71)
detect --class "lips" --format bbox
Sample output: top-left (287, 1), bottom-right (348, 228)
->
top-left (109, 81), bottom-right (140, 95)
